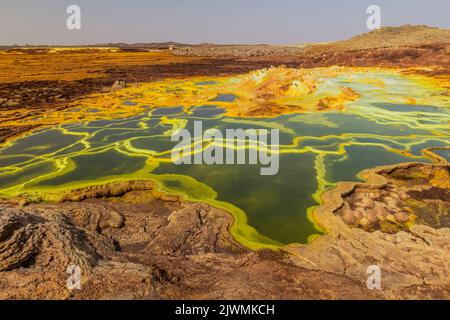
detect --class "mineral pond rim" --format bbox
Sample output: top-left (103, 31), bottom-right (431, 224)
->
top-left (0, 66), bottom-right (449, 250)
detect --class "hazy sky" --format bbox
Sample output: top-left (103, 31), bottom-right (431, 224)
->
top-left (1, 0), bottom-right (449, 45)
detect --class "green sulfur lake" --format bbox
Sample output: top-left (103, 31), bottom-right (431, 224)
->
top-left (1, 75), bottom-right (450, 248)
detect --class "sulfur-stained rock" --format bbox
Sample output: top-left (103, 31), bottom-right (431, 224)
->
top-left (289, 163), bottom-right (450, 300)
top-left (374, 206), bottom-right (387, 216)
top-left (384, 196), bottom-right (397, 207)
top-left (354, 209), bottom-right (364, 220)
top-left (359, 217), bottom-right (371, 227)
top-left (110, 80), bottom-right (127, 92)
top-left (360, 197), bottom-right (375, 208)
top-left (367, 212), bottom-right (378, 223)
top-left (341, 210), bottom-right (356, 225)
top-left (386, 214), bottom-right (397, 223)
top-left (395, 212), bottom-right (410, 223)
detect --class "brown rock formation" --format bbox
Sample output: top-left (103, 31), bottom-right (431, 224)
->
top-left (285, 163), bottom-right (450, 299)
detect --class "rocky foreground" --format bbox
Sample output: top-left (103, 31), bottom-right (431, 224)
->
top-left (0, 163), bottom-right (448, 300)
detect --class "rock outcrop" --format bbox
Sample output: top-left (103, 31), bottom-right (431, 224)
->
top-left (285, 163), bottom-right (450, 299)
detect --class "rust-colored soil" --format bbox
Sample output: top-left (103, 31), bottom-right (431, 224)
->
top-left (1, 42), bottom-right (449, 144)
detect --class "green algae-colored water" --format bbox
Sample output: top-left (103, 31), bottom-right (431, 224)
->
top-left (1, 71), bottom-right (449, 249)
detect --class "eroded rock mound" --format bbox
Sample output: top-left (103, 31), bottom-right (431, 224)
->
top-left (285, 163), bottom-right (450, 299)
top-left (337, 164), bottom-right (450, 232)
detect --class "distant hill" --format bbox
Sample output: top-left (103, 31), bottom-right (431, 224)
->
top-left (308, 25), bottom-right (450, 53)
top-left (102, 42), bottom-right (191, 50)
top-left (2, 25), bottom-right (448, 55)
top-left (0, 42), bottom-right (192, 51)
